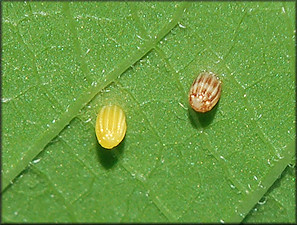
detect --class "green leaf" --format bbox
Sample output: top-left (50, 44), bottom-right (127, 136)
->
top-left (2, 1), bottom-right (295, 223)
top-left (243, 165), bottom-right (296, 223)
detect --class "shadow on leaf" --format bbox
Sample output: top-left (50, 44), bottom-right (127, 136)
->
top-left (188, 101), bottom-right (219, 129)
top-left (96, 138), bottom-right (125, 169)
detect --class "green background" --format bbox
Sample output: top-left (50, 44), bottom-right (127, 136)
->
top-left (2, 1), bottom-right (295, 223)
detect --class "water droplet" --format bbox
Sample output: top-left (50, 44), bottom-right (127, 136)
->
top-left (2, 97), bottom-right (12, 103)
top-left (253, 175), bottom-right (258, 181)
top-left (272, 156), bottom-right (279, 162)
top-left (282, 7), bottom-right (286, 13)
top-left (230, 184), bottom-right (236, 189)
top-left (26, 120), bottom-right (36, 125)
top-left (276, 153), bottom-right (284, 160)
top-left (33, 159), bottom-right (41, 164)
top-left (52, 119), bottom-right (56, 123)
top-left (220, 219), bottom-right (225, 223)
top-left (85, 118), bottom-right (91, 123)
top-left (178, 23), bottom-right (186, 29)
top-left (178, 102), bottom-right (187, 110)
top-left (288, 163), bottom-right (295, 168)
top-left (136, 34), bottom-right (144, 40)
top-left (91, 81), bottom-right (97, 86)
top-left (258, 196), bottom-right (267, 205)
top-left (258, 181), bottom-right (265, 189)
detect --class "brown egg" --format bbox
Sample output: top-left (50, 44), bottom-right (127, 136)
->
top-left (189, 72), bottom-right (222, 113)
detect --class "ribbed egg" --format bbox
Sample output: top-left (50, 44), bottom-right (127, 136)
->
top-left (95, 105), bottom-right (127, 149)
top-left (189, 72), bottom-right (222, 113)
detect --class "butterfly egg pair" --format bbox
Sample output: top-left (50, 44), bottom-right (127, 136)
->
top-left (95, 72), bottom-right (220, 149)
top-left (95, 105), bottom-right (127, 149)
top-left (189, 72), bottom-right (222, 113)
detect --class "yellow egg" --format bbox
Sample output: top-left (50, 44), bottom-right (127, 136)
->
top-left (95, 105), bottom-right (127, 149)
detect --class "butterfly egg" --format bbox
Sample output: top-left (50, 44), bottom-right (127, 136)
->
top-left (189, 71), bottom-right (222, 113)
top-left (95, 105), bottom-right (127, 149)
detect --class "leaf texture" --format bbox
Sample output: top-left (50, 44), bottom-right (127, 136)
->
top-left (2, 2), bottom-right (295, 223)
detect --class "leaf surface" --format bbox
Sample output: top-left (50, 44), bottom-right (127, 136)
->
top-left (2, 2), bottom-right (295, 223)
